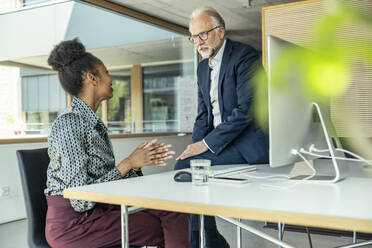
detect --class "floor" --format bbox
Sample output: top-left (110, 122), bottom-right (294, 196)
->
top-left (0, 218), bottom-right (371, 248)
top-left (0, 219), bottom-right (27, 248)
top-left (217, 218), bottom-right (372, 248)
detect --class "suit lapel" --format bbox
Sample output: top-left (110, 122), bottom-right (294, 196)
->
top-left (206, 65), bottom-right (213, 125)
top-left (218, 39), bottom-right (232, 119)
top-left (205, 64), bottom-right (212, 106)
top-left (200, 60), bottom-right (213, 126)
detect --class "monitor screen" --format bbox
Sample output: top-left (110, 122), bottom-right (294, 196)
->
top-left (267, 35), bottom-right (338, 168)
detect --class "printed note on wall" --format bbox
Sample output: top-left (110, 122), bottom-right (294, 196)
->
top-left (176, 76), bottom-right (197, 132)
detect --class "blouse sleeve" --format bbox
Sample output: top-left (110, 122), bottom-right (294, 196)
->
top-left (48, 113), bottom-right (122, 212)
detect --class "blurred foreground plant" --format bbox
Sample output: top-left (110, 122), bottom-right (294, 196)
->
top-left (253, 0), bottom-right (372, 131)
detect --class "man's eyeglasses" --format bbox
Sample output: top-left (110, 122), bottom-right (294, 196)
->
top-left (188, 26), bottom-right (221, 43)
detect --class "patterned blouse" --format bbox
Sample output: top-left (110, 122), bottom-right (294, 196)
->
top-left (44, 97), bottom-right (138, 212)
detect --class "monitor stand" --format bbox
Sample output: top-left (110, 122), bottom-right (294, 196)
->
top-left (290, 102), bottom-right (343, 183)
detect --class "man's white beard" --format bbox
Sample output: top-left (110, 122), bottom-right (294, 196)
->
top-left (198, 46), bottom-right (215, 59)
top-left (197, 37), bottom-right (222, 59)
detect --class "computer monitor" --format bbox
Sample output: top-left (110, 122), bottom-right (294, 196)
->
top-left (267, 35), bottom-right (343, 183)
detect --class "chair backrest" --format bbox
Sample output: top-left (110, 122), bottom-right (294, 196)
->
top-left (17, 148), bottom-right (50, 248)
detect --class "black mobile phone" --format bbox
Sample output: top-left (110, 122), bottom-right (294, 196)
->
top-left (210, 177), bottom-right (251, 184)
top-left (214, 177), bottom-right (247, 181)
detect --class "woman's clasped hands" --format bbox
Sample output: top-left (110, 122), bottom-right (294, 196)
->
top-left (118, 139), bottom-right (176, 175)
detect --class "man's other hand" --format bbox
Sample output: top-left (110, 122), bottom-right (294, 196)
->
top-left (176, 141), bottom-right (208, 160)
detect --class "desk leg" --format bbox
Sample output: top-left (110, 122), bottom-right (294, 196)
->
top-left (237, 218), bottom-right (242, 248)
top-left (200, 214), bottom-right (205, 248)
top-left (335, 240), bottom-right (372, 248)
top-left (278, 222), bottom-right (282, 240)
top-left (219, 216), bottom-right (295, 248)
top-left (278, 222), bottom-right (285, 248)
top-left (121, 205), bottom-right (129, 248)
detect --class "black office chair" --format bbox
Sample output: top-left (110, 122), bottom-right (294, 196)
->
top-left (16, 148), bottom-right (139, 248)
top-left (17, 148), bottom-right (50, 248)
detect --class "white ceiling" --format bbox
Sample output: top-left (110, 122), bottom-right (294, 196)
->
top-left (1, 0), bottom-right (303, 69)
top-left (110, 0), bottom-right (303, 50)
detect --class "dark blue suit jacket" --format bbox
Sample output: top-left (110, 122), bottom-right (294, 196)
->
top-left (192, 39), bottom-right (269, 164)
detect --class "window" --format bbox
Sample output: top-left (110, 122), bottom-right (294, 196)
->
top-left (24, 111), bottom-right (61, 135)
top-left (21, 70), bottom-right (66, 136)
top-left (23, 0), bottom-right (50, 7)
top-left (143, 63), bottom-right (194, 133)
top-left (0, 0), bottom-right (196, 139)
top-left (107, 70), bottom-right (131, 134)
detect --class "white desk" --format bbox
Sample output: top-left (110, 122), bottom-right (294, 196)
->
top-left (64, 166), bottom-right (372, 248)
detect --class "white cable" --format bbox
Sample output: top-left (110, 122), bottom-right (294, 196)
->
top-left (243, 174), bottom-right (290, 180)
top-left (260, 180), bottom-right (300, 190)
top-left (308, 145), bottom-right (372, 166)
top-left (336, 148), bottom-right (372, 166)
top-left (291, 149), bottom-right (316, 180)
top-left (237, 174), bottom-right (292, 191)
top-left (309, 144), bottom-right (328, 153)
top-left (300, 148), bottom-right (370, 164)
top-left (257, 149), bottom-right (316, 190)
top-left (255, 150), bottom-right (310, 190)
top-left (301, 149), bottom-right (342, 159)
top-left (245, 149), bottom-right (316, 182)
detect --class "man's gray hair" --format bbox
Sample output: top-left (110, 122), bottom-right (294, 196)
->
top-left (189, 6), bottom-right (225, 29)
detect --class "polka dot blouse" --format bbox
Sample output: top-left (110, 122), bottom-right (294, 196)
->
top-left (44, 97), bottom-right (137, 212)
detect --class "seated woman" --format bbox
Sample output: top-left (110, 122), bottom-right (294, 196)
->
top-left (44, 38), bottom-right (190, 248)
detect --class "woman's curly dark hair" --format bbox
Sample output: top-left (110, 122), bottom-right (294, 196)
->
top-left (47, 38), bottom-right (101, 96)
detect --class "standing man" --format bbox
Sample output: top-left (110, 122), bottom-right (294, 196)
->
top-left (174, 6), bottom-right (269, 248)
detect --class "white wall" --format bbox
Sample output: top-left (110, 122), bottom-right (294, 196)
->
top-left (0, 134), bottom-right (191, 224)
top-left (0, 1), bottom-right (182, 62)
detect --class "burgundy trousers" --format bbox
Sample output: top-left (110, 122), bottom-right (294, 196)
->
top-left (45, 196), bottom-right (190, 248)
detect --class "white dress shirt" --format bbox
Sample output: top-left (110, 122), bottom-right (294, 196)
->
top-left (202, 40), bottom-right (226, 153)
top-left (209, 39), bottom-right (226, 128)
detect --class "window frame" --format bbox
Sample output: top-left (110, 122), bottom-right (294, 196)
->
top-left (1, 0), bottom-right (191, 143)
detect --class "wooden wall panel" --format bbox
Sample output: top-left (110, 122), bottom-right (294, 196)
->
top-left (131, 64), bottom-right (143, 133)
top-left (262, 0), bottom-right (372, 137)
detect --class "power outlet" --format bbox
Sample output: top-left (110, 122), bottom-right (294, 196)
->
top-left (0, 186), bottom-right (10, 198)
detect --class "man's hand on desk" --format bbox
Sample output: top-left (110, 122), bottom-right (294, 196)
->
top-left (176, 141), bottom-right (208, 160)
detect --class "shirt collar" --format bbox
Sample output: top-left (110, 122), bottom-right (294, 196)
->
top-left (71, 97), bottom-right (107, 132)
top-left (209, 39), bottom-right (226, 69)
